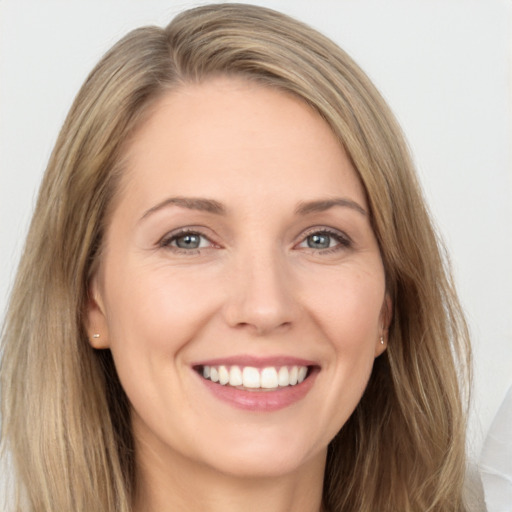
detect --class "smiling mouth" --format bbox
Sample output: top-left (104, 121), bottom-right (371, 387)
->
top-left (195, 365), bottom-right (313, 390)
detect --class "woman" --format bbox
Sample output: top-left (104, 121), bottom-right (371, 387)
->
top-left (0, 3), bottom-right (471, 511)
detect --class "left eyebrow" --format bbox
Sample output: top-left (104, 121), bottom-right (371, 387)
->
top-left (139, 196), bottom-right (226, 222)
top-left (295, 198), bottom-right (367, 217)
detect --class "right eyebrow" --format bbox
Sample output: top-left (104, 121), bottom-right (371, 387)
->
top-left (139, 196), bottom-right (226, 222)
top-left (294, 197), bottom-right (367, 217)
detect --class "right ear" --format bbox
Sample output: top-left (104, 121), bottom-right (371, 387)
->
top-left (85, 274), bottom-right (110, 349)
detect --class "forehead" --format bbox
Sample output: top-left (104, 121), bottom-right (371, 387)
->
top-left (117, 76), bottom-right (366, 213)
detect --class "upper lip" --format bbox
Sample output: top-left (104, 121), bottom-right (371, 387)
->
top-left (192, 355), bottom-right (319, 368)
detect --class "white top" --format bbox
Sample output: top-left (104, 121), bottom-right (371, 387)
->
top-left (480, 386), bottom-right (512, 512)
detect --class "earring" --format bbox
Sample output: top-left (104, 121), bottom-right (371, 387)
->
top-left (380, 336), bottom-right (385, 345)
top-left (92, 333), bottom-right (100, 339)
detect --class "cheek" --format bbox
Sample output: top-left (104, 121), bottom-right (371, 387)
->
top-left (305, 267), bottom-right (385, 348)
top-left (308, 272), bottom-right (384, 433)
top-left (100, 264), bottom-right (224, 427)
top-left (102, 262), bottom-right (222, 359)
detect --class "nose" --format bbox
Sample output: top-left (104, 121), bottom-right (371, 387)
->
top-left (223, 249), bottom-right (299, 336)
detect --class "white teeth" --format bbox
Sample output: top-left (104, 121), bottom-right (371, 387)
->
top-left (218, 365), bottom-right (229, 385)
top-left (261, 367), bottom-right (278, 389)
top-left (278, 366), bottom-right (289, 386)
top-left (297, 366), bottom-right (308, 383)
top-left (289, 366), bottom-right (298, 385)
top-left (242, 367), bottom-right (260, 388)
top-left (229, 365), bottom-right (243, 386)
top-left (200, 364), bottom-right (309, 389)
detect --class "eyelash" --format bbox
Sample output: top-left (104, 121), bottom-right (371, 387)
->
top-left (298, 228), bottom-right (352, 254)
top-left (159, 227), bottom-right (352, 255)
top-left (159, 228), bottom-right (214, 254)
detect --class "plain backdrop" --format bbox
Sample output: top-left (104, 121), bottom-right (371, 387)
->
top-left (1, 0), bottom-right (511, 475)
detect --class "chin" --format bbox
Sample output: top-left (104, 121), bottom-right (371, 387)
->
top-left (209, 447), bottom-right (325, 480)
top-left (188, 423), bottom-right (329, 480)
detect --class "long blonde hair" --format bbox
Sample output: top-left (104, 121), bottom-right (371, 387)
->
top-left (1, 4), bottom-right (471, 511)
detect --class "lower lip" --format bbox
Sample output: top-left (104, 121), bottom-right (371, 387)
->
top-left (195, 369), bottom-right (318, 412)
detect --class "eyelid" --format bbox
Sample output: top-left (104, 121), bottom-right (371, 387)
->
top-left (295, 226), bottom-right (353, 251)
top-left (158, 226), bottom-right (219, 250)
top-left (157, 225), bottom-right (352, 253)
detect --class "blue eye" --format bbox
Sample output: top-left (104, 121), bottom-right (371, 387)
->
top-left (174, 233), bottom-right (202, 249)
top-left (162, 231), bottom-right (212, 251)
top-left (306, 233), bottom-right (332, 249)
top-left (298, 229), bottom-right (351, 252)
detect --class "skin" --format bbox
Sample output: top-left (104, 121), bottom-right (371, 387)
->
top-left (87, 77), bottom-right (389, 512)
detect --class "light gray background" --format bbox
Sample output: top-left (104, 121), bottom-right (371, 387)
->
top-left (1, 0), bottom-right (511, 471)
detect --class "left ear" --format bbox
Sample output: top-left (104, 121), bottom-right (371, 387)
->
top-left (84, 273), bottom-right (111, 349)
top-left (375, 293), bottom-right (392, 357)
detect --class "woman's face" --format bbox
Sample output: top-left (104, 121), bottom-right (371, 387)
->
top-left (87, 77), bottom-right (388, 479)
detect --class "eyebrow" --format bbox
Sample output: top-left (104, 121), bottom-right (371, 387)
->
top-left (295, 198), bottom-right (367, 216)
top-left (139, 195), bottom-right (367, 222)
top-left (140, 196), bottom-right (225, 221)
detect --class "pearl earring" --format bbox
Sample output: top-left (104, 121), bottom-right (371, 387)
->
top-left (380, 336), bottom-right (385, 345)
top-left (92, 334), bottom-right (100, 339)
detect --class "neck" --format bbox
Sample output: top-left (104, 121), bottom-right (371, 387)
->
top-left (132, 435), bottom-right (326, 512)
